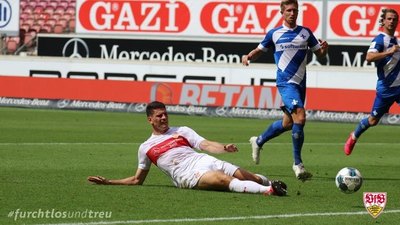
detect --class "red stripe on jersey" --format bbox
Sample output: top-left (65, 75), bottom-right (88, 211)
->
top-left (146, 136), bottom-right (192, 165)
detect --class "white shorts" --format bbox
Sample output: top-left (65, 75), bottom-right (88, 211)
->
top-left (172, 153), bottom-right (239, 189)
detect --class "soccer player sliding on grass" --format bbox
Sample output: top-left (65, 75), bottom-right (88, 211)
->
top-left (88, 101), bottom-right (287, 196)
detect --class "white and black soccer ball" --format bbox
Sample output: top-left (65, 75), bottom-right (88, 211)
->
top-left (335, 167), bottom-right (363, 194)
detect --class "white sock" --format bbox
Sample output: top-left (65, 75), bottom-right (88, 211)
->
top-left (228, 178), bottom-right (271, 194)
top-left (256, 174), bottom-right (270, 186)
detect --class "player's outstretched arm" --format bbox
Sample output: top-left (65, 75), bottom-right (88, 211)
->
top-left (242, 48), bottom-right (263, 66)
top-left (87, 168), bottom-right (149, 185)
top-left (199, 140), bottom-right (238, 154)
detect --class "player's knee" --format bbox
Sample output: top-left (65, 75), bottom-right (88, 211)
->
top-left (369, 117), bottom-right (380, 126)
top-left (282, 120), bottom-right (293, 130)
top-left (218, 174), bottom-right (233, 186)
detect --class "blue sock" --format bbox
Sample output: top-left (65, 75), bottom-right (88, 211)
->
top-left (257, 120), bottom-right (287, 146)
top-left (354, 118), bottom-right (370, 138)
top-left (292, 123), bottom-right (304, 165)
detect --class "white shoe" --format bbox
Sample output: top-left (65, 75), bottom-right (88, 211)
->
top-left (292, 163), bottom-right (313, 181)
top-left (249, 136), bottom-right (262, 164)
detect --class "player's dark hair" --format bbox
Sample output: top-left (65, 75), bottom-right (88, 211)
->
top-left (280, 0), bottom-right (298, 12)
top-left (379, 8), bottom-right (399, 27)
top-left (146, 101), bottom-right (166, 116)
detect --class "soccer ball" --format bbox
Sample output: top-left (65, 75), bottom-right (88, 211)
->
top-left (335, 167), bottom-right (363, 194)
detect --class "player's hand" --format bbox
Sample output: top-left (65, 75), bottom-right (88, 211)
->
top-left (224, 144), bottom-right (238, 152)
top-left (87, 176), bottom-right (110, 185)
top-left (318, 39), bottom-right (328, 50)
top-left (242, 55), bottom-right (251, 66)
top-left (390, 45), bottom-right (400, 54)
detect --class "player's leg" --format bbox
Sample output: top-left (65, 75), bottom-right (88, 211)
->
top-left (232, 168), bottom-right (270, 185)
top-left (344, 94), bottom-right (393, 155)
top-left (249, 85), bottom-right (293, 164)
top-left (291, 107), bottom-right (306, 166)
top-left (196, 171), bottom-right (286, 196)
top-left (194, 156), bottom-right (286, 195)
top-left (285, 84), bottom-right (311, 180)
top-left (249, 116), bottom-right (290, 164)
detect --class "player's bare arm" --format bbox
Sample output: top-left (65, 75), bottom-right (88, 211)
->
top-left (199, 140), bottom-right (238, 154)
top-left (88, 168), bottom-right (149, 185)
top-left (366, 45), bottom-right (400, 62)
top-left (242, 48), bottom-right (264, 66)
top-left (314, 39), bottom-right (329, 59)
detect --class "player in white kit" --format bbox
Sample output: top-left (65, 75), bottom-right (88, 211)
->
top-left (88, 101), bottom-right (287, 196)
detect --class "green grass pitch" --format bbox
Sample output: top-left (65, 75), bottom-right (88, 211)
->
top-left (1, 107), bottom-right (399, 225)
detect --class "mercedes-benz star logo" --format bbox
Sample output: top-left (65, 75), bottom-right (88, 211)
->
top-left (57, 99), bottom-right (71, 108)
top-left (62, 38), bottom-right (89, 58)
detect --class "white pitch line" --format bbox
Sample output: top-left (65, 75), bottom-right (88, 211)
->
top-left (34, 209), bottom-right (400, 225)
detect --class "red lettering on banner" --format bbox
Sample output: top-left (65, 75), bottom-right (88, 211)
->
top-left (330, 4), bottom-right (400, 38)
top-left (179, 83), bottom-right (282, 109)
top-left (200, 2), bottom-right (319, 34)
top-left (79, 0), bottom-right (190, 32)
top-left (146, 136), bottom-right (191, 165)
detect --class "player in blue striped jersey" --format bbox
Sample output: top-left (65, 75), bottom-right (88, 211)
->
top-left (344, 8), bottom-right (400, 155)
top-left (242, 0), bottom-right (328, 181)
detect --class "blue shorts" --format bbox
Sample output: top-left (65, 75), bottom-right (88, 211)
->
top-left (277, 83), bottom-right (306, 113)
top-left (371, 93), bottom-right (400, 118)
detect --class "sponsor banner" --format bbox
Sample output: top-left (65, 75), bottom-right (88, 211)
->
top-left (76, 0), bottom-right (322, 40)
top-left (0, 55), bottom-right (378, 90)
top-left (0, 97), bottom-right (399, 125)
top-left (0, 76), bottom-right (399, 114)
top-left (0, 0), bottom-right (20, 36)
top-left (37, 35), bottom-right (370, 67)
top-left (327, 2), bottom-right (400, 42)
top-left (75, 0), bottom-right (400, 45)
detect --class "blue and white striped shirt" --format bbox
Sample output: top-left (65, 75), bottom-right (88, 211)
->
top-left (368, 32), bottom-right (400, 96)
top-left (258, 24), bottom-right (320, 86)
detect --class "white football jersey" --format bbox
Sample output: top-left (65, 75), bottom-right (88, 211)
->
top-left (138, 126), bottom-right (205, 180)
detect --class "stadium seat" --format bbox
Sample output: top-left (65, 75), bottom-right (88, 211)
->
top-left (27, 1), bottom-right (38, 9)
top-left (20, 0), bottom-right (28, 9)
top-left (66, 6), bottom-right (75, 15)
top-left (62, 13), bottom-right (73, 21)
top-left (30, 24), bottom-right (42, 33)
top-left (41, 24), bottom-right (53, 33)
top-left (68, 19), bottom-right (75, 32)
top-left (20, 12), bottom-right (30, 21)
top-left (23, 6), bottom-right (34, 14)
top-left (44, 6), bottom-right (55, 15)
top-left (48, 1), bottom-right (59, 10)
top-left (34, 6), bottom-right (44, 14)
top-left (20, 23), bottom-right (30, 33)
top-left (53, 24), bottom-right (65, 33)
top-left (54, 6), bottom-right (65, 14)
top-left (57, 18), bottom-right (68, 28)
top-left (60, 1), bottom-right (69, 9)
top-left (51, 13), bottom-right (62, 21)
top-left (23, 18), bottom-right (35, 27)
top-left (45, 18), bottom-right (57, 27)
top-left (36, 18), bottom-right (46, 27)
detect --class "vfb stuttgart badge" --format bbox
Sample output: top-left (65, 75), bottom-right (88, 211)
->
top-left (363, 192), bottom-right (387, 218)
